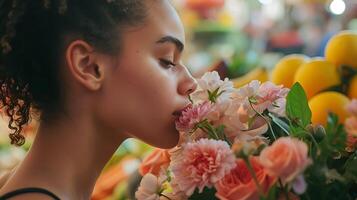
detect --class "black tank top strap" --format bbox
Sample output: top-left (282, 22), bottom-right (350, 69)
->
top-left (0, 187), bottom-right (60, 200)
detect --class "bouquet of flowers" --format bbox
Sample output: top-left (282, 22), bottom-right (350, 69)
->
top-left (135, 71), bottom-right (357, 200)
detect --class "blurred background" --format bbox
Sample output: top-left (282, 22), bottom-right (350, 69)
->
top-left (0, 0), bottom-right (356, 199)
top-left (175, 0), bottom-right (357, 77)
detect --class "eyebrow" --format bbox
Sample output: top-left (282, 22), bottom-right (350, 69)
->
top-left (156, 36), bottom-right (184, 52)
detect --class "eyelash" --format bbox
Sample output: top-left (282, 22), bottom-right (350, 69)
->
top-left (159, 59), bottom-right (177, 69)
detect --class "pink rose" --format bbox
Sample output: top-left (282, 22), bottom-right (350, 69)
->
top-left (139, 149), bottom-right (171, 176)
top-left (215, 157), bottom-right (276, 200)
top-left (170, 138), bottom-right (236, 196)
top-left (259, 137), bottom-right (311, 183)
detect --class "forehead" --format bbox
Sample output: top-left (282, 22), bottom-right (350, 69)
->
top-left (143, 0), bottom-right (185, 43)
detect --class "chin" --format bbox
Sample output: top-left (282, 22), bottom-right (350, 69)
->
top-left (155, 128), bottom-right (180, 149)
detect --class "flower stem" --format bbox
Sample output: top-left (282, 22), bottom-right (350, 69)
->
top-left (160, 194), bottom-right (172, 200)
top-left (243, 156), bottom-right (265, 199)
top-left (198, 120), bottom-right (232, 146)
top-left (279, 179), bottom-right (290, 200)
top-left (248, 100), bottom-right (277, 140)
top-left (266, 117), bottom-right (277, 141)
top-left (296, 123), bottom-right (320, 156)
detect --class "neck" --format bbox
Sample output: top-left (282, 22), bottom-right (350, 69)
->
top-left (8, 112), bottom-right (126, 199)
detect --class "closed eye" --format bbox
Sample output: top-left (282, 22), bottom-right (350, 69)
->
top-left (159, 58), bottom-right (177, 69)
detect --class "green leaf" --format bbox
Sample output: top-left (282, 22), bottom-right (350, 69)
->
top-left (323, 113), bottom-right (347, 154)
top-left (208, 88), bottom-right (220, 103)
top-left (286, 82), bottom-right (312, 128)
top-left (265, 184), bottom-right (278, 200)
top-left (208, 87), bottom-right (226, 103)
top-left (289, 125), bottom-right (308, 138)
top-left (268, 113), bottom-right (290, 135)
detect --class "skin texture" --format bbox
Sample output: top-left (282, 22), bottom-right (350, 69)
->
top-left (0, 1), bottom-right (196, 199)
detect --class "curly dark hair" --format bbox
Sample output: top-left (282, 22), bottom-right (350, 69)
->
top-left (0, 0), bottom-right (148, 146)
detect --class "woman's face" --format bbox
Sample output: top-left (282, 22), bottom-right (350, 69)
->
top-left (98, 0), bottom-right (197, 148)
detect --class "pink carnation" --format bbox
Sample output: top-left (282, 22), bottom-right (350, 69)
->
top-left (175, 101), bottom-right (213, 132)
top-left (170, 138), bottom-right (236, 196)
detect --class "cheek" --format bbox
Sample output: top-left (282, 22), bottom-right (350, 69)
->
top-left (97, 55), bottom-right (180, 148)
top-left (120, 65), bottom-right (177, 113)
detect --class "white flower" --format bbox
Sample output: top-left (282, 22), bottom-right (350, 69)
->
top-left (233, 80), bottom-right (261, 117)
top-left (258, 82), bottom-right (289, 117)
top-left (268, 98), bottom-right (286, 117)
top-left (214, 101), bottom-right (248, 140)
top-left (234, 80), bottom-right (260, 100)
top-left (135, 173), bottom-right (165, 200)
top-left (190, 71), bottom-right (235, 104)
top-left (233, 80), bottom-right (289, 117)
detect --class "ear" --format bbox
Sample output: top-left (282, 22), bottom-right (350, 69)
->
top-left (65, 40), bottom-right (105, 91)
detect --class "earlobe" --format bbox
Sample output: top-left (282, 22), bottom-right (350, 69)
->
top-left (65, 40), bottom-right (104, 91)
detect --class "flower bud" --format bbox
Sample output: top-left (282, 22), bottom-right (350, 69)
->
top-left (306, 124), bottom-right (315, 134)
top-left (313, 125), bottom-right (326, 142)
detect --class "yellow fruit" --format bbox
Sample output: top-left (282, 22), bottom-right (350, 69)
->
top-left (294, 58), bottom-right (340, 99)
top-left (348, 75), bottom-right (357, 99)
top-left (309, 92), bottom-right (350, 125)
top-left (325, 31), bottom-right (357, 69)
top-left (271, 54), bottom-right (309, 88)
top-left (231, 68), bottom-right (268, 88)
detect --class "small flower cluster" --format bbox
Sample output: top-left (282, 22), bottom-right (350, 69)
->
top-left (136, 71), bottom-right (357, 200)
top-left (345, 99), bottom-right (357, 152)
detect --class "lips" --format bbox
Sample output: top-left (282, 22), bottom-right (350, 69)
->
top-left (172, 104), bottom-right (192, 117)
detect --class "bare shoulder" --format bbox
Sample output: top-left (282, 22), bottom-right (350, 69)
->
top-left (0, 165), bottom-right (18, 189)
top-left (0, 171), bottom-right (12, 188)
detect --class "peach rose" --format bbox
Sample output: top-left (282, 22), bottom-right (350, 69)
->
top-left (215, 157), bottom-right (276, 200)
top-left (259, 137), bottom-right (311, 183)
top-left (139, 148), bottom-right (170, 176)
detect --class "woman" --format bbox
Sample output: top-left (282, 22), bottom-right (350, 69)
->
top-left (0, 0), bottom-right (197, 199)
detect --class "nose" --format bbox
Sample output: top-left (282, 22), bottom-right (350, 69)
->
top-left (178, 67), bottom-right (198, 96)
